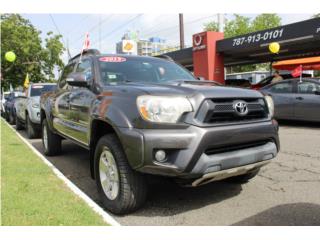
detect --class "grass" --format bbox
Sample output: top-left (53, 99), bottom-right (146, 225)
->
top-left (1, 119), bottom-right (108, 226)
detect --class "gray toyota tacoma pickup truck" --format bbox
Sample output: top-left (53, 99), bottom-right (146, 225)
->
top-left (40, 49), bottom-right (279, 214)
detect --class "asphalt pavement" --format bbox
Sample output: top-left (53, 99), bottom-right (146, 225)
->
top-left (16, 120), bottom-right (320, 225)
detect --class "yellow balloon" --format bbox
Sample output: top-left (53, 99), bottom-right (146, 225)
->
top-left (5, 51), bottom-right (16, 62)
top-left (269, 42), bottom-right (280, 54)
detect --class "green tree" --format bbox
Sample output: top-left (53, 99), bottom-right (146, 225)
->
top-left (312, 13), bottom-right (320, 18)
top-left (203, 21), bottom-right (219, 32)
top-left (251, 14), bottom-right (281, 32)
top-left (1, 14), bottom-right (65, 90)
top-left (42, 31), bottom-right (65, 81)
top-left (223, 14), bottom-right (252, 38)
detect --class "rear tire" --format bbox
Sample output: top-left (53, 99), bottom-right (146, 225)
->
top-left (4, 111), bottom-right (9, 122)
top-left (42, 118), bottom-right (61, 156)
top-left (26, 115), bottom-right (38, 139)
top-left (226, 168), bottom-right (260, 183)
top-left (94, 134), bottom-right (147, 215)
top-left (9, 111), bottom-right (16, 125)
top-left (15, 115), bottom-right (24, 130)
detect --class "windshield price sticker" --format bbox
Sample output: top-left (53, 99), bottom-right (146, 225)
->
top-left (32, 85), bottom-right (44, 88)
top-left (99, 57), bottom-right (127, 62)
top-left (232, 28), bottom-right (284, 47)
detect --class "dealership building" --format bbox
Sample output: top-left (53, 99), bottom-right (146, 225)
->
top-left (157, 17), bottom-right (320, 84)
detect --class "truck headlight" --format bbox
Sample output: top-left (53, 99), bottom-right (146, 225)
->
top-left (137, 95), bottom-right (193, 123)
top-left (264, 95), bottom-right (274, 117)
top-left (32, 102), bottom-right (40, 108)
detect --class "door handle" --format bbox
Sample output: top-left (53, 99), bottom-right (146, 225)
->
top-left (296, 97), bottom-right (304, 100)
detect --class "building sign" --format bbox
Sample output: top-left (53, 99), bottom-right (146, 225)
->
top-left (122, 40), bottom-right (136, 53)
top-left (217, 18), bottom-right (320, 52)
top-left (192, 34), bottom-right (206, 51)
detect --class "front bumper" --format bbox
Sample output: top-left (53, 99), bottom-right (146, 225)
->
top-left (117, 120), bottom-right (279, 178)
top-left (191, 159), bottom-right (271, 186)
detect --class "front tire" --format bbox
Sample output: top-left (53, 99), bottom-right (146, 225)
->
top-left (94, 134), bottom-right (147, 215)
top-left (42, 118), bottom-right (61, 156)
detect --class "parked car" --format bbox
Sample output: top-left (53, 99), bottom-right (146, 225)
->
top-left (15, 83), bottom-right (56, 138)
top-left (3, 91), bottom-right (24, 124)
top-left (251, 73), bottom-right (312, 89)
top-left (1, 91), bottom-right (11, 120)
top-left (261, 78), bottom-right (320, 122)
top-left (1, 91), bottom-right (10, 117)
top-left (40, 49), bottom-right (279, 214)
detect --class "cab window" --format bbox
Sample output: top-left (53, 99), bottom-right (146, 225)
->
top-left (76, 59), bottom-right (93, 82)
top-left (59, 63), bottom-right (75, 89)
top-left (269, 82), bottom-right (293, 93)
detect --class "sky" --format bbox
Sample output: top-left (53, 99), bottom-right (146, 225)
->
top-left (21, 13), bottom-right (313, 64)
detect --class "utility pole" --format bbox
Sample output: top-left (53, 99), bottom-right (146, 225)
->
top-left (218, 13), bottom-right (225, 32)
top-left (179, 13), bottom-right (185, 49)
top-left (99, 14), bottom-right (102, 50)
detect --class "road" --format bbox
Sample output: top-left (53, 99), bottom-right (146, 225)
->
top-left (17, 121), bottom-right (320, 226)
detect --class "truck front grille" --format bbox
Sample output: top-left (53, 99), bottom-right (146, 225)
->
top-left (203, 98), bottom-right (268, 124)
top-left (205, 140), bottom-right (270, 155)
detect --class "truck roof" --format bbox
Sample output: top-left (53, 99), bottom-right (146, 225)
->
top-left (68, 49), bottom-right (169, 64)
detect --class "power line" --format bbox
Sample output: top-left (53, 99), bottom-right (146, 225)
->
top-left (87, 14), bottom-right (115, 35)
top-left (91, 14), bottom-right (143, 46)
top-left (141, 14), bottom-right (216, 38)
top-left (134, 14), bottom-right (176, 38)
top-left (49, 14), bottom-right (71, 59)
top-left (70, 14), bottom-right (115, 45)
top-left (65, 15), bottom-right (91, 36)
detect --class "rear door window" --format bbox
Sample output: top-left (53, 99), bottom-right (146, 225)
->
top-left (297, 81), bottom-right (320, 94)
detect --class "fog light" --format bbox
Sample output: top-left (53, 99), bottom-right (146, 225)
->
top-left (155, 150), bottom-right (166, 162)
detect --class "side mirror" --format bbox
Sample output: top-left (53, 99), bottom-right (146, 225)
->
top-left (66, 72), bottom-right (89, 87)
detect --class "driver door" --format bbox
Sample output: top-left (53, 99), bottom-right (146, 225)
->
top-left (68, 58), bottom-right (95, 146)
top-left (267, 81), bottom-right (295, 119)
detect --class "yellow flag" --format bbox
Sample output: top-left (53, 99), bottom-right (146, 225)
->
top-left (24, 73), bottom-right (30, 88)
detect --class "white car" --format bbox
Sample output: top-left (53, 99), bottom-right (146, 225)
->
top-left (15, 83), bottom-right (56, 138)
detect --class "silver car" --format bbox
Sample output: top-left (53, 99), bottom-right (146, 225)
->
top-left (15, 83), bottom-right (57, 138)
top-left (261, 78), bottom-right (320, 122)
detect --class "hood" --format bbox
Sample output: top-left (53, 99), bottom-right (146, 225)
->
top-left (30, 96), bottom-right (40, 103)
top-left (110, 80), bottom-right (263, 99)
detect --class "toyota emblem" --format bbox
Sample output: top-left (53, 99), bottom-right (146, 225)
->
top-left (234, 101), bottom-right (248, 116)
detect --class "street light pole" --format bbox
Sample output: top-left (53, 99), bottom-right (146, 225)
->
top-left (179, 13), bottom-right (185, 49)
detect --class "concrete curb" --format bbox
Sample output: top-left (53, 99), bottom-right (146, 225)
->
top-left (2, 119), bottom-right (121, 226)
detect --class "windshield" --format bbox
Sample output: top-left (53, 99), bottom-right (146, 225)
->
top-left (4, 93), bottom-right (10, 100)
top-left (98, 56), bottom-right (195, 85)
top-left (30, 84), bottom-right (56, 97)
